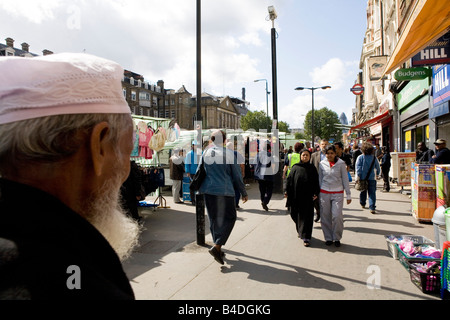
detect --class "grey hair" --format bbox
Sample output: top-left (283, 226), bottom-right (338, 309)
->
top-left (0, 113), bottom-right (132, 174)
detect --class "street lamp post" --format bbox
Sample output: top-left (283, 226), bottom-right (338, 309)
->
top-left (254, 79), bottom-right (270, 117)
top-left (268, 6), bottom-right (278, 126)
top-left (196, 0), bottom-right (205, 246)
top-left (295, 86), bottom-right (331, 148)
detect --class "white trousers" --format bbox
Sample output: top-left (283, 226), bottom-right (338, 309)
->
top-left (320, 192), bottom-right (344, 242)
top-left (172, 180), bottom-right (182, 203)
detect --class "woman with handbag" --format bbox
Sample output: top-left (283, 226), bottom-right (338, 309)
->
top-left (355, 142), bottom-right (381, 214)
top-left (197, 130), bottom-right (248, 265)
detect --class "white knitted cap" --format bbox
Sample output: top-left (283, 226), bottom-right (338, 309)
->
top-left (0, 52), bottom-right (131, 124)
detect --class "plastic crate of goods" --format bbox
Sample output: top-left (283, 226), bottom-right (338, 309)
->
top-left (395, 242), bottom-right (441, 271)
top-left (409, 261), bottom-right (441, 294)
top-left (442, 243), bottom-right (450, 299)
top-left (384, 235), bottom-right (435, 260)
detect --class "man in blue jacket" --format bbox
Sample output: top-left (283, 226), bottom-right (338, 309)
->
top-left (185, 141), bottom-right (200, 204)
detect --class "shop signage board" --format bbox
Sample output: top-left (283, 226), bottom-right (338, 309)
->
top-left (350, 84), bottom-right (364, 95)
top-left (390, 152), bottom-right (416, 186)
top-left (394, 67), bottom-right (431, 81)
top-left (412, 32), bottom-right (450, 67)
top-left (433, 64), bottom-right (450, 106)
top-left (397, 77), bottom-right (430, 111)
top-left (368, 55), bottom-right (388, 80)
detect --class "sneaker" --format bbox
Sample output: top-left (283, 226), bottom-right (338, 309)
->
top-left (361, 205), bottom-right (366, 209)
top-left (370, 210), bottom-right (376, 214)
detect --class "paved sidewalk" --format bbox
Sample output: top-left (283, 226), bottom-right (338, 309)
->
top-left (122, 179), bottom-right (440, 300)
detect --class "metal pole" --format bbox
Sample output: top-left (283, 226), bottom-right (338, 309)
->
top-left (266, 80), bottom-right (269, 118)
top-left (196, 0), bottom-right (205, 246)
top-left (311, 89), bottom-right (315, 148)
top-left (271, 26), bottom-right (278, 125)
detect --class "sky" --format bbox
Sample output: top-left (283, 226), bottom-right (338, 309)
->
top-left (0, 0), bottom-right (368, 129)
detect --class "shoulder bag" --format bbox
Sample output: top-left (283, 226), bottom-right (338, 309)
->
top-left (189, 157), bottom-right (206, 192)
top-left (355, 156), bottom-right (376, 192)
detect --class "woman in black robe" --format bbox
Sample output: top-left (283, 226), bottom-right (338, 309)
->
top-left (286, 149), bottom-right (320, 247)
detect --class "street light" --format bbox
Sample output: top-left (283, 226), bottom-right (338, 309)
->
top-left (295, 86), bottom-right (331, 147)
top-left (268, 6), bottom-right (278, 126)
top-left (254, 79), bottom-right (270, 117)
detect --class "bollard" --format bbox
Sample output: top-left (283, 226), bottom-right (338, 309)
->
top-left (196, 193), bottom-right (205, 245)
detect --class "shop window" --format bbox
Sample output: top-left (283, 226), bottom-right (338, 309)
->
top-left (404, 130), bottom-right (412, 152)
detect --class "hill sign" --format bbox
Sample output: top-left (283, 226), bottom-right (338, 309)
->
top-left (350, 84), bottom-right (364, 95)
top-left (394, 67), bottom-right (431, 81)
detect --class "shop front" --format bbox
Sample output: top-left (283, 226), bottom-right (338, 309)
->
top-left (397, 77), bottom-right (432, 152)
top-left (429, 64), bottom-right (450, 142)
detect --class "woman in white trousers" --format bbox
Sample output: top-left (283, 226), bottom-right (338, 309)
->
top-left (318, 145), bottom-right (352, 247)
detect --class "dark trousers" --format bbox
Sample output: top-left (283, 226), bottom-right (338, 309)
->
top-left (258, 180), bottom-right (274, 205)
top-left (382, 167), bottom-right (390, 191)
top-left (205, 194), bottom-right (237, 246)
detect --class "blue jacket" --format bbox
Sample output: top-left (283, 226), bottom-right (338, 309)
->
top-left (254, 151), bottom-right (275, 182)
top-left (185, 150), bottom-right (200, 175)
top-left (355, 154), bottom-right (381, 181)
top-left (198, 145), bottom-right (247, 197)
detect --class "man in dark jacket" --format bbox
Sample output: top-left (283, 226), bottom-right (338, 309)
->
top-left (431, 139), bottom-right (450, 164)
top-left (380, 147), bottom-right (391, 192)
top-left (0, 53), bottom-right (140, 299)
top-left (416, 142), bottom-right (434, 163)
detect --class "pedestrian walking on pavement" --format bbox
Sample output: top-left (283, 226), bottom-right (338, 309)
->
top-left (286, 149), bottom-right (320, 247)
top-left (169, 148), bottom-right (185, 203)
top-left (185, 141), bottom-right (200, 205)
top-left (311, 139), bottom-right (330, 222)
top-left (254, 140), bottom-right (275, 211)
top-left (0, 53), bottom-right (141, 299)
top-left (319, 145), bottom-right (352, 247)
top-left (198, 130), bottom-right (248, 265)
top-left (355, 142), bottom-right (381, 214)
top-left (227, 141), bottom-right (245, 209)
top-left (380, 146), bottom-right (391, 192)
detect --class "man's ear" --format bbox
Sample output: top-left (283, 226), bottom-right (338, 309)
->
top-left (90, 122), bottom-right (110, 177)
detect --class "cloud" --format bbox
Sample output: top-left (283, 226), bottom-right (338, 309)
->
top-left (309, 58), bottom-right (357, 90)
top-left (0, 0), bottom-right (63, 23)
top-left (280, 94), bottom-right (329, 129)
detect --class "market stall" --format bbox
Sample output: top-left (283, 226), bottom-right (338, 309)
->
top-left (131, 115), bottom-right (172, 210)
top-left (411, 163), bottom-right (436, 223)
top-left (390, 152), bottom-right (416, 185)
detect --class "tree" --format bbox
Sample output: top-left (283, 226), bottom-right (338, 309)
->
top-left (240, 110), bottom-right (272, 132)
top-left (294, 132), bottom-right (308, 140)
top-left (303, 107), bottom-right (343, 143)
top-left (278, 121), bottom-right (290, 133)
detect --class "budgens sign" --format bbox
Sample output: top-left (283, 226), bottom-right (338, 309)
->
top-left (394, 67), bottom-right (431, 81)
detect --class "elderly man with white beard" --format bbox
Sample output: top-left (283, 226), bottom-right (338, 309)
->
top-left (0, 53), bottom-right (141, 300)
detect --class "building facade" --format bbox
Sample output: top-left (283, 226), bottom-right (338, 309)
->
top-left (350, 0), bottom-right (449, 154)
top-left (2, 36), bottom-right (249, 131)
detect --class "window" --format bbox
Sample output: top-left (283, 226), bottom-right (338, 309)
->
top-left (131, 90), bottom-right (137, 101)
top-left (139, 92), bottom-right (150, 100)
top-left (171, 111), bottom-right (176, 119)
top-left (123, 88), bottom-right (126, 98)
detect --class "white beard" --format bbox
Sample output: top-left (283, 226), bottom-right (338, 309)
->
top-left (81, 175), bottom-right (142, 262)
